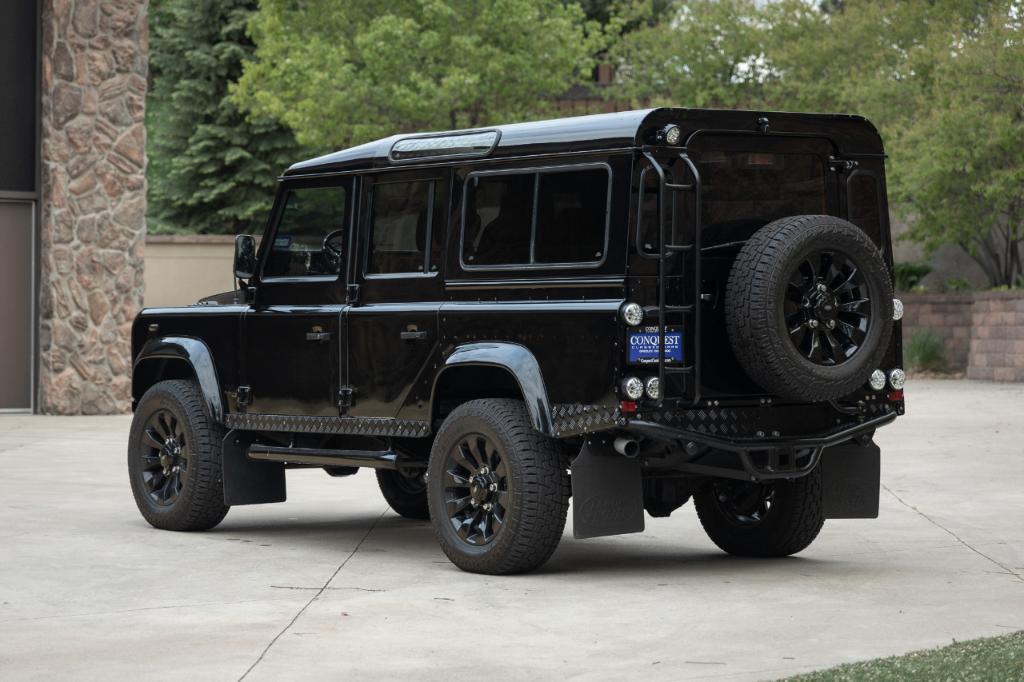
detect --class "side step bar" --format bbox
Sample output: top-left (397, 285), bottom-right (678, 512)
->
top-left (247, 445), bottom-right (425, 470)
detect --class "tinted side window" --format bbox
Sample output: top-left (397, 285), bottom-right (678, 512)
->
top-left (534, 169), bottom-right (607, 263)
top-left (462, 167), bottom-right (608, 267)
top-left (263, 186), bottom-right (347, 278)
top-left (463, 173), bottom-right (533, 266)
top-left (368, 180), bottom-right (432, 274)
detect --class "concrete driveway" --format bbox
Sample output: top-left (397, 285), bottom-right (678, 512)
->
top-left (1, 380), bottom-right (1021, 681)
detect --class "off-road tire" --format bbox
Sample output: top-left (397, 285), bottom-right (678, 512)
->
top-left (128, 379), bottom-right (229, 531)
top-left (725, 215), bottom-right (894, 401)
top-left (427, 399), bottom-right (570, 575)
top-left (376, 469), bottom-right (429, 520)
top-left (693, 467), bottom-right (824, 557)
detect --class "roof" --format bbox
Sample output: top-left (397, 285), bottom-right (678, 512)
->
top-left (285, 107), bottom-right (884, 177)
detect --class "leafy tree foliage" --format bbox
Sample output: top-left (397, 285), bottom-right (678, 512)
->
top-left (606, 0), bottom-right (1024, 286)
top-left (147, 0), bottom-right (303, 234)
top-left (231, 0), bottom-right (605, 151)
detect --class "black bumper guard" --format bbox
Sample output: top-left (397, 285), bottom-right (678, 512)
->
top-left (626, 411), bottom-right (896, 481)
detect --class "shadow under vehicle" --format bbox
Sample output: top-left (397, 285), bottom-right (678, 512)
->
top-left (129, 108), bottom-right (905, 574)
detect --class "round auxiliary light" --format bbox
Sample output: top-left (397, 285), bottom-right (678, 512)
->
top-left (662, 124), bottom-right (682, 146)
top-left (892, 298), bottom-right (904, 321)
top-left (622, 376), bottom-right (644, 400)
top-left (645, 376), bottom-right (661, 400)
top-left (888, 368), bottom-right (906, 390)
top-left (868, 369), bottom-right (886, 391)
top-left (620, 302), bottom-right (644, 326)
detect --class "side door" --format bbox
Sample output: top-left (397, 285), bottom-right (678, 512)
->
top-left (345, 169), bottom-right (448, 423)
top-left (241, 177), bottom-right (353, 417)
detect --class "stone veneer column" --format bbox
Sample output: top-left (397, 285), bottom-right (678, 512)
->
top-left (38, 0), bottom-right (148, 414)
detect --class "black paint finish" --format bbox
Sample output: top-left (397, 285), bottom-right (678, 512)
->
top-left (131, 107), bottom-right (901, 458)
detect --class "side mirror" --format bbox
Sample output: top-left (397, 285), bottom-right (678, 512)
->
top-left (234, 234), bottom-right (256, 281)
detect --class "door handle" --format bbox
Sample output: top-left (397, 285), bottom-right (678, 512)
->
top-left (400, 330), bottom-right (428, 341)
top-left (305, 331), bottom-right (331, 342)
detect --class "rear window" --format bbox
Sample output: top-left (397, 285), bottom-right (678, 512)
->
top-left (639, 151), bottom-right (827, 253)
top-left (462, 166), bottom-right (609, 268)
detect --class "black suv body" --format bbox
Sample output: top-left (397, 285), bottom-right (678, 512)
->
top-left (129, 108), bottom-right (904, 574)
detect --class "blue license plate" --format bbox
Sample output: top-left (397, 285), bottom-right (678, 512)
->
top-left (628, 327), bottom-right (683, 364)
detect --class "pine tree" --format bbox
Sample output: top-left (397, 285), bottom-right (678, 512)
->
top-left (147, 0), bottom-right (304, 234)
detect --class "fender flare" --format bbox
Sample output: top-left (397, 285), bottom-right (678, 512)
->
top-left (437, 342), bottom-right (554, 435)
top-left (133, 336), bottom-right (224, 423)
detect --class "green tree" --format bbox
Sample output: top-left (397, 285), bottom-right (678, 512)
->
top-left (763, 0), bottom-right (1022, 286)
top-left (604, 0), bottom-right (768, 108)
top-left (147, 0), bottom-right (303, 234)
top-left (232, 0), bottom-right (606, 151)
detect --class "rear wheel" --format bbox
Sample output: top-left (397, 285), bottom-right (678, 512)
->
top-left (426, 399), bottom-right (569, 575)
top-left (128, 380), bottom-right (229, 531)
top-left (376, 468), bottom-right (429, 520)
top-left (693, 466), bottom-right (824, 557)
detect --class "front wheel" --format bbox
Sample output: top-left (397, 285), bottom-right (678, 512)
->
top-left (128, 379), bottom-right (229, 531)
top-left (426, 399), bottom-right (569, 575)
top-left (693, 466), bottom-right (824, 557)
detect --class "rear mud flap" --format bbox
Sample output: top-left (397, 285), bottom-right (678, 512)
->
top-left (821, 439), bottom-right (880, 519)
top-left (222, 430), bottom-right (287, 506)
top-left (571, 439), bottom-right (645, 539)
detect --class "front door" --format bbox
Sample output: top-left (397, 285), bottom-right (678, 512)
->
top-left (243, 178), bottom-right (353, 417)
top-left (346, 169), bottom-right (448, 422)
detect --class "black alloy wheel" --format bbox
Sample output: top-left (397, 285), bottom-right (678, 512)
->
top-left (128, 379), bottom-right (229, 531)
top-left (139, 408), bottom-right (190, 506)
top-left (441, 433), bottom-right (510, 546)
top-left (784, 250), bottom-right (871, 366)
top-left (693, 466), bottom-right (824, 557)
top-left (724, 215), bottom-right (894, 402)
top-left (426, 399), bottom-right (569, 574)
top-left (710, 480), bottom-right (775, 526)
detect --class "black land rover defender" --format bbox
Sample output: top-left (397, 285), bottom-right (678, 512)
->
top-left (129, 108), bottom-right (904, 574)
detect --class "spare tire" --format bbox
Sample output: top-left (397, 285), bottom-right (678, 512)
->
top-left (724, 215), bottom-right (894, 401)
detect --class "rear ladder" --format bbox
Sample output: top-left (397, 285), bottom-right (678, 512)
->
top-left (641, 150), bottom-right (703, 406)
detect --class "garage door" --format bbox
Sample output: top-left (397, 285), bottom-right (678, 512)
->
top-left (0, 200), bottom-right (33, 410)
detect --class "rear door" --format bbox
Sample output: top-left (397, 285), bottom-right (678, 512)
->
top-left (345, 169), bottom-right (448, 422)
top-left (242, 177), bottom-right (352, 417)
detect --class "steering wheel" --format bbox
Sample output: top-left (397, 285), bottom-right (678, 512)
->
top-left (322, 229), bottom-right (345, 271)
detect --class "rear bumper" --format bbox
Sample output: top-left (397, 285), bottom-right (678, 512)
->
top-left (626, 410), bottom-right (896, 481)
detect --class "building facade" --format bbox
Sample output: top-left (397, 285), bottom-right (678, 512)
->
top-left (0, 0), bottom-right (147, 414)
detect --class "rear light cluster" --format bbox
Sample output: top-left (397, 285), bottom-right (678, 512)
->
top-left (868, 367), bottom-right (905, 393)
top-left (620, 375), bottom-right (660, 401)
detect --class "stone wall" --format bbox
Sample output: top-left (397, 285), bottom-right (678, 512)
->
top-left (38, 0), bottom-right (148, 414)
top-left (902, 292), bottom-right (1024, 381)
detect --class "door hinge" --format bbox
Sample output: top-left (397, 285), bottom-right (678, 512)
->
top-left (236, 385), bottom-right (251, 410)
top-left (346, 283), bottom-right (360, 304)
top-left (338, 386), bottom-right (355, 410)
top-left (829, 157), bottom-right (858, 172)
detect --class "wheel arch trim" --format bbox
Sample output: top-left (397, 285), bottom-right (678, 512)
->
top-left (433, 342), bottom-right (554, 435)
top-left (133, 336), bottom-right (224, 423)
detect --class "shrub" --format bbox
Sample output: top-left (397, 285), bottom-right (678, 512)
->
top-left (904, 331), bottom-right (946, 373)
top-left (893, 262), bottom-right (932, 291)
top-left (941, 277), bottom-right (972, 292)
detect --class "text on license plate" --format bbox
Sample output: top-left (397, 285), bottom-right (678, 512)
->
top-left (628, 327), bottom-right (683, 364)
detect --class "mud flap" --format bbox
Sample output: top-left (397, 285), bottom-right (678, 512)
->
top-left (821, 439), bottom-right (880, 519)
top-left (571, 438), bottom-right (645, 539)
top-left (222, 430), bottom-right (286, 506)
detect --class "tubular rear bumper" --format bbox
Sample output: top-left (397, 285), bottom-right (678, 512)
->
top-left (626, 410), bottom-right (896, 481)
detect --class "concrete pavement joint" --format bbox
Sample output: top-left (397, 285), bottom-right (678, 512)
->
top-left (882, 484), bottom-right (1024, 584)
top-left (238, 508), bottom-right (387, 681)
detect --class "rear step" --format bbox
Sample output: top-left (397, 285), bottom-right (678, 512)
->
top-left (247, 445), bottom-right (425, 470)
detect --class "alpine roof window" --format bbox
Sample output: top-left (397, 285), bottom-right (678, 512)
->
top-left (462, 165), bottom-right (609, 269)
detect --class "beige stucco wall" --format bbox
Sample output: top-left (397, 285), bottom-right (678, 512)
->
top-left (144, 235), bottom-right (237, 307)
